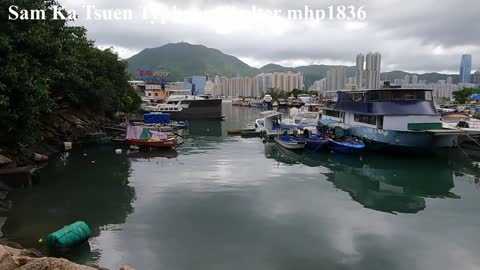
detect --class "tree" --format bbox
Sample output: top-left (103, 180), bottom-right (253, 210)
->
top-left (453, 88), bottom-right (480, 104)
top-left (0, 0), bottom-right (140, 144)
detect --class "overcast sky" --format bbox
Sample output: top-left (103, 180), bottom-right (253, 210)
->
top-left (61, 0), bottom-right (479, 73)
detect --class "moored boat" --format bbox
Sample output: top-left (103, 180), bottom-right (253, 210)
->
top-left (328, 138), bottom-right (365, 154)
top-left (320, 88), bottom-right (466, 151)
top-left (274, 136), bottom-right (306, 150)
top-left (304, 135), bottom-right (329, 151)
top-left (144, 90), bottom-right (223, 120)
top-left (125, 126), bottom-right (177, 149)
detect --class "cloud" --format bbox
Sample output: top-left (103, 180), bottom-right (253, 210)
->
top-left (61, 0), bottom-right (480, 72)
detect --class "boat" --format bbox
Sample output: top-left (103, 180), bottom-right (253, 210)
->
top-left (304, 135), bottom-right (329, 151)
top-left (441, 113), bottom-right (480, 137)
top-left (125, 126), bottom-right (177, 149)
top-left (256, 111), bottom-right (295, 138)
top-left (274, 136), bottom-right (306, 150)
top-left (320, 88), bottom-right (465, 151)
top-left (328, 137), bottom-right (365, 154)
top-left (144, 90), bottom-right (223, 120)
top-left (288, 107), bottom-right (321, 131)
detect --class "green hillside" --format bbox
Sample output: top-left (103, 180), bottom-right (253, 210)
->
top-left (127, 42), bottom-right (257, 81)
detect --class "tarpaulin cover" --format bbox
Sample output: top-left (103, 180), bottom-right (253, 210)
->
top-left (46, 221), bottom-right (91, 250)
top-left (144, 113), bottom-right (171, 124)
top-left (126, 126), bottom-right (168, 141)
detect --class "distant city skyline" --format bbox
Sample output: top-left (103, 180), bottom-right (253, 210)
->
top-left (59, 0), bottom-right (480, 74)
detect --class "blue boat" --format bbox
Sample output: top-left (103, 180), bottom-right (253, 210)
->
top-left (326, 126), bottom-right (365, 154)
top-left (304, 135), bottom-right (329, 151)
top-left (328, 138), bottom-right (366, 154)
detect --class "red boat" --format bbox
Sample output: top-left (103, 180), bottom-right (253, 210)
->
top-left (126, 138), bottom-right (177, 149)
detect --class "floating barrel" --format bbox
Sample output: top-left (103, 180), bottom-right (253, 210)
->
top-left (46, 221), bottom-right (91, 250)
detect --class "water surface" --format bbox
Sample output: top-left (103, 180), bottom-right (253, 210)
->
top-left (5, 104), bottom-right (480, 270)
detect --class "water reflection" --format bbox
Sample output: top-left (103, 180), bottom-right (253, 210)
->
top-left (264, 143), bottom-right (458, 214)
top-left (4, 144), bottom-right (136, 260)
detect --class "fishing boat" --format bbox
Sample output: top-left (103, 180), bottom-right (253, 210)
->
top-left (274, 136), bottom-right (306, 150)
top-left (320, 88), bottom-right (465, 151)
top-left (304, 135), bottom-right (329, 151)
top-left (256, 111), bottom-right (295, 138)
top-left (328, 138), bottom-right (365, 154)
top-left (317, 120), bottom-right (365, 154)
top-left (125, 126), bottom-right (177, 149)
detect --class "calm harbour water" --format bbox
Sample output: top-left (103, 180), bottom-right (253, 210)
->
top-left (4, 103), bottom-right (480, 270)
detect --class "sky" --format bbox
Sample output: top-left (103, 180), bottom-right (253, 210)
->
top-left (60, 0), bottom-right (480, 73)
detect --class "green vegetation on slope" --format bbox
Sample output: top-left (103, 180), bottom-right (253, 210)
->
top-left (127, 43), bottom-right (258, 81)
top-left (0, 0), bottom-right (140, 145)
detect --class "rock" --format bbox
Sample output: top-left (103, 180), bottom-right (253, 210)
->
top-left (13, 255), bottom-right (35, 267)
top-left (0, 155), bottom-right (12, 166)
top-left (17, 257), bottom-right (97, 270)
top-left (0, 239), bottom-right (24, 249)
top-left (0, 245), bottom-right (17, 270)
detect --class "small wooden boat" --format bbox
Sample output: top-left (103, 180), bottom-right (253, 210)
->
top-left (126, 138), bottom-right (177, 149)
top-left (274, 136), bottom-right (306, 150)
top-left (126, 126), bottom-right (178, 149)
top-left (328, 138), bottom-right (365, 154)
top-left (227, 128), bottom-right (256, 135)
top-left (304, 135), bottom-right (329, 151)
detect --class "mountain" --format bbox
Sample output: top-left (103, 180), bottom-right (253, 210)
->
top-left (127, 42), bottom-right (257, 81)
top-left (127, 42), bottom-right (459, 86)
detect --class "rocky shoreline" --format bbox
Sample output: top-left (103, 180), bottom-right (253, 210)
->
top-left (0, 110), bottom-right (129, 270)
top-left (0, 241), bottom-right (135, 270)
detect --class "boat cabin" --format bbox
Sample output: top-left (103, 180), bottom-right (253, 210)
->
top-left (322, 89), bottom-right (442, 132)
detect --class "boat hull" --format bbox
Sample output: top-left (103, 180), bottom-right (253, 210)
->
top-left (328, 139), bottom-right (365, 154)
top-left (351, 126), bottom-right (458, 151)
top-left (305, 138), bottom-right (329, 151)
top-left (126, 139), bottom-right (177, 149)
top-left (274, 137), bottom-right (306, 150)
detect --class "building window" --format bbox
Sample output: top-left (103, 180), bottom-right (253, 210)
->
top-left (155, 93), bottom-right (158, 96)
top-left (147, 93), bottom-right (152, 96)
top-left (354, 114), bottom-right (377, 125)
top-left (348, 93), bottom-right (364, 102)
top-left (368, 91), bottom-right (380, 101)
top-left (325, 110), bottom-right (340, 118)
top-left (371, 90), bottom-right (433, 101)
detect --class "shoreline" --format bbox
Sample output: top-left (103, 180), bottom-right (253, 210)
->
top-left (0, 109), bottom-right (130, 270)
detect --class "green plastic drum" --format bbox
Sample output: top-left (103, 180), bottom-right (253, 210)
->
top-left (46, 221), bottom-right (91, 250)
